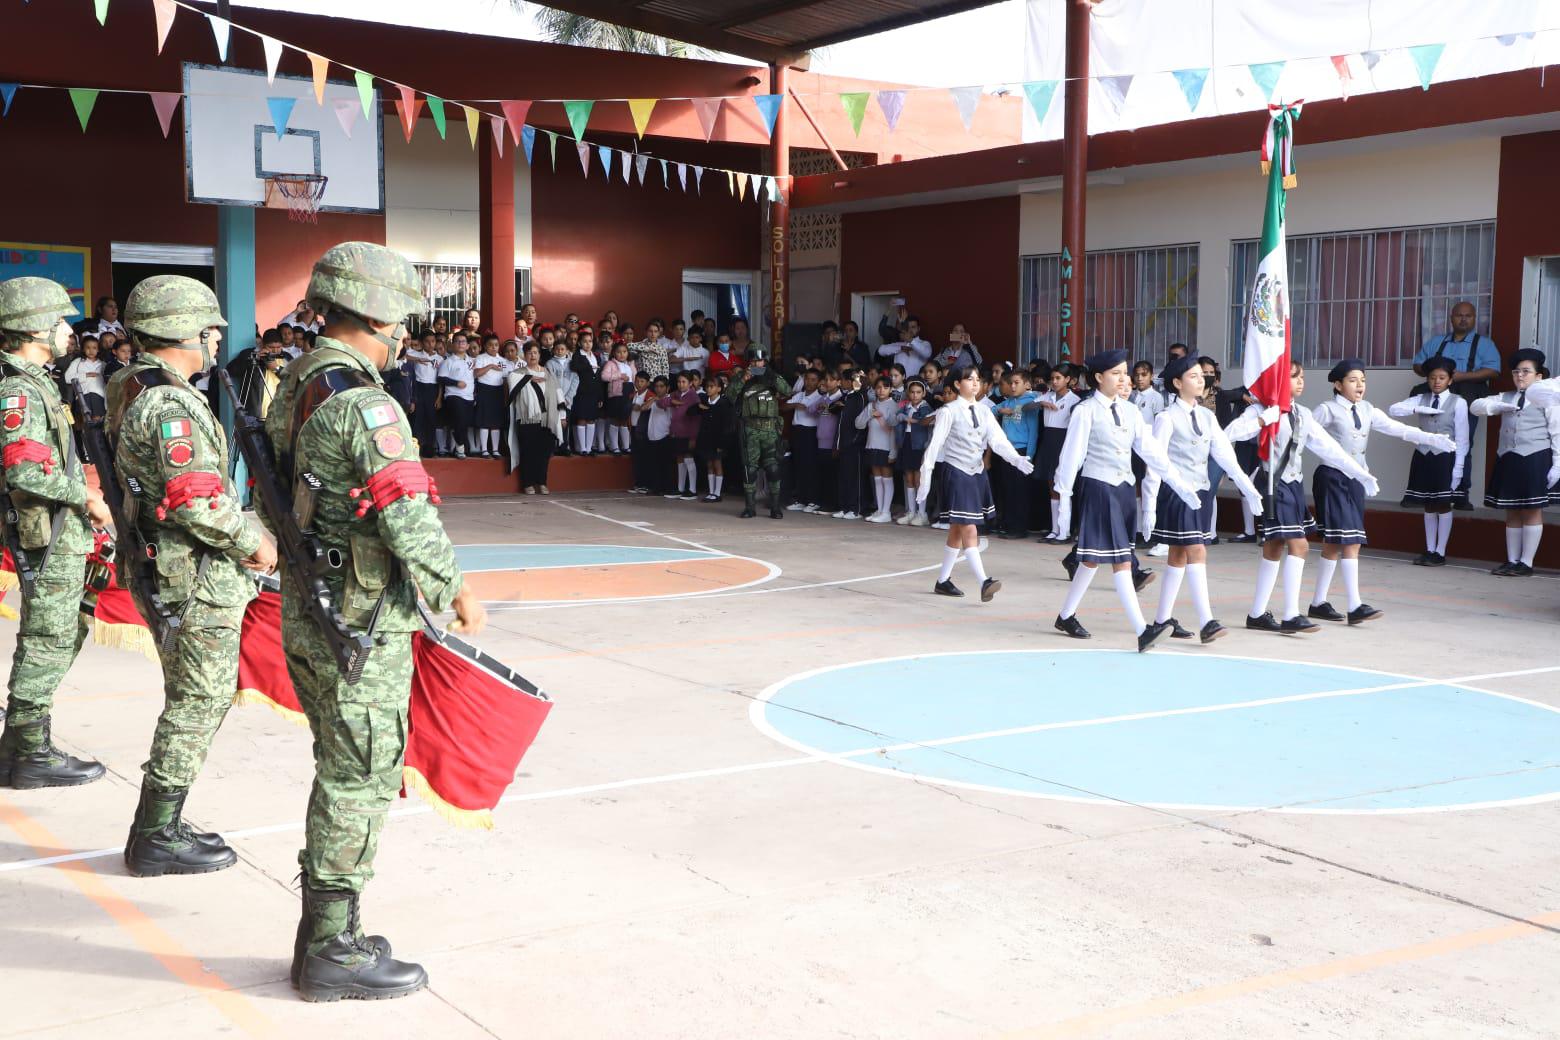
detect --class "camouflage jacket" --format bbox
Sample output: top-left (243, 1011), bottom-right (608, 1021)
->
top-left (729, 369), bottom-right (792, 426)
top-left (264, 337), bottom-right (461, 634)
top-left (107, 353), bottom-right (260, 609)
top-left (0, 352), bottom-right (92, 554)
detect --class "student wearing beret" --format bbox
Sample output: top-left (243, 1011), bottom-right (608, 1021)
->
top-left (1307, 359), bottom-right (1455, 622)
top-left (1387, 355), bottom-right (1469, 565)
top-left (1472, 348), bottom-right (1560, 576)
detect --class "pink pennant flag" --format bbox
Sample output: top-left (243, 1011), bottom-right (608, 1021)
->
top-left (499, 100), bottom-right (531, 146)
top-left (691, 97), bottom-right (721, 142)
top-left (395, 86), bottom-right (423, 143)
top-left (148, 91), bottom-right (181, 138)
top-left (152, 0), bottom-right (176, 54)
top-left (488, 114), bottom-right (506, 156)
top-left (332, 98), bottom-right (359, 138)
top-left (576, 141), bottom-right (591, 177)
top-left (1330, 55), bottom-right (1354, 100)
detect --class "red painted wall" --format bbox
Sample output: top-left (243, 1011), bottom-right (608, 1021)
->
top-left (1492, 131), bottom-right (1560, 356)
top-left (528, 136), bottom-right (760, 324)
top-left (839, 197), bottom-right (1021, 364)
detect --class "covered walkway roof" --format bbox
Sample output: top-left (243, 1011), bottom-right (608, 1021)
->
top-left (531, 0), bottom-right (1006, 67)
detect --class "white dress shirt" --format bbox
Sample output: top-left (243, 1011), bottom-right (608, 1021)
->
top-left (1311, 396), bottom-right (1453, 467)
top-left (405, 348), bottom-right (440, 385)
top-left (1040, 390), bottom-right (1078, 429)
top-left (917, 395), bottom-right (1028, 486)
top-left (1052, 391), bottom-right (1192, 499)
top-left (1225, 403), bottom-right (1373, 486)
top-left (438, 355), bottom-right (475, 401)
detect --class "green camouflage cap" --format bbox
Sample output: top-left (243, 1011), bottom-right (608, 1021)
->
top-left (306, 241), bottom-right (422, 326)
top-left (745, 345), bottom-right (768, 361)
top-left (0, 277), bottom-right (75, 334)
top-left (124, 275), bottom-right (227, 341)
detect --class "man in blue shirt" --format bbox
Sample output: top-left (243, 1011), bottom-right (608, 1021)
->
top-left (1412, 300), bottom-right (1499, 508)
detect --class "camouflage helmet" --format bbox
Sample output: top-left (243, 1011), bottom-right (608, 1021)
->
top-left (745, 345), bottom-right (768, 361)
top-left (306, 241), bottom-right (421, 326)
top-left (124, 275), bottom-right (227, 341)
top-left (0, 277), bottom-right (76, 334)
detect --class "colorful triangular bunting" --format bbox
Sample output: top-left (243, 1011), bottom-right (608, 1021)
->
top-left (576, 140), bottom-right (590, 177)
top-left (545, 129), bottom-right (557, 170)
top-left (627, 98), bottom-right (656, 138)
top-left (0, 85), bottom-right (17, 118)
top-left (949, 85), bottom-right (981, 131)
top-left (207, 14), bottom-right (231, 61)
top-left (149, 92), bottom-right (180, 138)
top-left (691, 97), bottom-right (721, 141)
top-left (692, 165), bottom-right (704, 194)
top-left (1099, 75), bottom-right (1133, 112)
top-left (658, 158), bottom-right (668, 188)
top-left (464, 105), bottom-right (480, 148)
top-left (1021, 81), bottom-right (1058, 124)
top-left (522, 125), bottom-right (536, 164)
top-left (353, 71), bottom-right (375, 119)
top-left (267, 96), bottom-right (296, 140)
top-left (677, 162), bottom-right (687, 191)
top-left (500, 100), bottom-right (531, 145)
top-left (94, 0), bottom-right (109, 26)
top-left (1361, 50), bottom-right (1385, 70)
top-left (308, 53), bottom-right (329, 104)
top-left (597, 145), bottom-right (612, 178)
top-left (1330, 55), bottom-right (1353, 100)
top-left (1247, 61), bottom-right (1284, 102)
top-left (840, 92), bottom-right (870, 136)
top-left (877, 90), bottom-right (905, 133)
top-left (262, 35), bottom-right (284, 84)
top-left (1170, 68), bottom-right (1208, 112)
top-left (635, 154), bottom-right (649, 185)
top-left (489, 114), bottom-right (506, 156)
top-left (1409, 43), bottom-right (1444, 90)
top-left (332, 98), bottom-right (359, 138)
top-left (563, 100), bottom-right (594, 140)
top-left (152, 0), bottom-right (176, 53)
top-left (752, 94), bottom-right (782, 138)
top-left (69, 89), bottom-right (99, 133)
top-left (726, 171), bottom-right (735, 196)
top-left (427, 96), bottom-right (446, 139)
top-left (395, 87), bottom-right (423, 143)
top-left (736, 172), bottom-right (749, 199)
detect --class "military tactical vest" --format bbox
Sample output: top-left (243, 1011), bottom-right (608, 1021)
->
top-left (0, 354), bottom-right (90, 553)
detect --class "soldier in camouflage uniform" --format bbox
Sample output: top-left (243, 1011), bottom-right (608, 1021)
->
top-left (265, 241), bottom-right (486, 1002)
top-left (112, 276), bottom-right (277, 876)
top-left (0, 277), bottom-right (110, 788)
top-left (728, 345), bottom-right (791, 519)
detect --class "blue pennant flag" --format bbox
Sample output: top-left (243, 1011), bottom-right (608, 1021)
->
top-left (521, 125), bottom-right (536, 164)
top-left (597, 144), bottom-right (613, 177)
top-left (266, 96), bottom-right (296, 139)
top-left (0, 84), bottom-right (17, 117)
top-left (1171, 68), bottom-right (1209, 111)
top-left (752, 93), bottom-right (782, 138)
top-left (1248, 61), bottom-right (1285, 102)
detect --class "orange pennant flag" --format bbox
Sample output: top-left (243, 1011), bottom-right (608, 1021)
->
top-left (499, 100), bottom-right (531, 146)
top-left (395, 85), bottom-right (423, 143)
top-left (308, 52), bottom-right (329, 105)
top-left (152, 0), bottom-right (176, 53)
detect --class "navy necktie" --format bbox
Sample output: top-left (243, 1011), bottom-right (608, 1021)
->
top-left (1190, 409), bottom-right (1201, 436)
top-left (1431, 393), bottom-right (1440, 411)
top-left (1110, 402), bottom-right (1120, 427)
top-left (1517, 390), bottom-right (1527, 411)
top-left (1351, 404), bottom-right (1361, 430)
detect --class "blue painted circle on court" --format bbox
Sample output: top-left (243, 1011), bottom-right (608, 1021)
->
top-left (752, 651), bottom-right (1560, 813)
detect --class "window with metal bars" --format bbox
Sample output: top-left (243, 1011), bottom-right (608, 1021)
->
top-left (1228, 221), bottom-right (1495, 368)
top-left (1532, 256), bottom-right (1560, 356)
top-left (409, 263), bottom-right (534, 333)
top-left (1019, 245), bottom-right (1199, 367)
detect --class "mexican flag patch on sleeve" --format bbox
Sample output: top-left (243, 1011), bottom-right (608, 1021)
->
top-left (160, 419), bottom-right (193, 439)
top-left (359, 401), bottom-right (399, 429)
top-left (0, 396), bottom-right (26, 410)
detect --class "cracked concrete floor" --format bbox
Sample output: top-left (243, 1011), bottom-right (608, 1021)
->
top-left (1, 492), bottom-right (1558, 1039)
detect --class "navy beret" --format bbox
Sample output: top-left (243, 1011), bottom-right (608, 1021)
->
top-left (1085, 348), bottom-right (1129, 374)
top-left (1327, 358), bottom-right (1366, 382)
top-left (1511, 347), bottom-right (1546, 369)
top-left (1160, 355), bottom-right (1198, 388)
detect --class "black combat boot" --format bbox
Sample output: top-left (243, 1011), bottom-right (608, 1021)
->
top-left (124, 783), bottom-right (238, 877)
top-left (768, 479), bottom-right (784, 519)
top-left (296, 885), bottom-right (427, 1002)
top-left (0, 717), bottom-right (105, 789)
top-left (291, 878), bottom-right (392, 989)
top-left (740, 490), bottom-right (756, 518)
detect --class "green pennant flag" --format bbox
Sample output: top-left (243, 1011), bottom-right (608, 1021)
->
top-left (839, 92), bottom-right (870, 136)
top-left (562, 100), bottom-right (594, 141)
top-left (545, 129), bottom-right (558, 170)
top-left (1021, 81), bottom-right (1058, 124)
top-left (1408, 43), bottom-right (1444, 90)
top-left (354, 71), bottom-right (375, 119)
top-left (427, 96), bottom-right (447, 139)
top-left (70, 88), bottom-right (99, 132)
top-left (94, 0), bottom-right (110, 25)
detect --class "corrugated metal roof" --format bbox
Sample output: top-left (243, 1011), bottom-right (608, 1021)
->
top-left (540, 0), bottom-right (1004, 66)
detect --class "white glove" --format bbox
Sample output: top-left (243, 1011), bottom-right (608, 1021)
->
top-left (1242, 488), bottom-right (1264, 516)
top-left (1429, 434), bottom-right (1456, 454)
top-left (1015, 457), bottom-right (1035, 476)
top-left (915, 484), bottom-right (930, 507)
top-left (1413, 405), bottom-right (1443, 415)
top-left (1485, 399), bottom-right (1520, 414)
top-left (1547, 465), bottom-right (1560, 489)
top-left (1055, 497), bottom-right (1071, 536)
top-left (1177, 486), bottom-right (1202, 511)
top-left (1451, 465), bottom-right (1463, 489)
top-left (1360, 475), bottom-right (1381, 499)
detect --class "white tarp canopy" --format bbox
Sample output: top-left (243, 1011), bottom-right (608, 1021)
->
top-left (1024, 0), bottom-right (1560, 140)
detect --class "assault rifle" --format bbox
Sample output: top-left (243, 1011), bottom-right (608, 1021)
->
top-left (0, 484), bottom-right (41, 600)
top-left (71, 386), bottom-right (182, 653)
top-left (216, 369), bottom-right (372, 683)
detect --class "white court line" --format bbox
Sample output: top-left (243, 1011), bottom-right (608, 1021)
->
top-left (549, 500), bottom-right (723, 554)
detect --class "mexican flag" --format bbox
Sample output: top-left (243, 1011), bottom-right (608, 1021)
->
top-left (1242, 103), bottom-right (1302, 461)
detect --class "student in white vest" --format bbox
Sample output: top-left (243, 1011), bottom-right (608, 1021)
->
top-left (1387, 355), bottom-right (1469, 566)
top-left (1473, 348), bottom-right (1560, 576)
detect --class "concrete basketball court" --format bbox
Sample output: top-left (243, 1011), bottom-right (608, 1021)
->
top-left (1, 492), bottom-right (1557, 1039)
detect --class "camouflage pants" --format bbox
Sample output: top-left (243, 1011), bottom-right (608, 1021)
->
top-left (5, 550), bottom-right (88, 737)
top-left (741, 424), bottom-right (783, 493)
top-left (135, 594), bottom-right (244, 792)
top-left (284, 605), bottom-right (413, 894)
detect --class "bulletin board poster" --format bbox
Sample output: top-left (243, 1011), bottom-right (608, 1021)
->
top-left (0, 242), bottom-right (89, 322)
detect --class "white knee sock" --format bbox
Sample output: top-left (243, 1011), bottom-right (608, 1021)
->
top-left (711, 474), bottom-right (723, 496)
top-left (435, 428), bottom-right (449, 453)
top-left (684, 457), bottom-right (697, 491)
top-left (1311, 556), bottom-right (1338, 606)
top-left (1435, 513), bottom-right (1452, 555)
top-left (1281, 554), bottom-right (1306, 620)
top-left (1059, 564), bottom-right (1097, 618)
top-left (1521, 525), bottom-right (1543, 566)
top-left (1250, 557), bottom-right (1280, 618)
top-left (1339, 557), bottom-right (1362, 610)
top-left (878, 477), bottom-right (892, 515)
top-left (1423, 513), bottom-right (1437, 553)
top-left (938, 546), bottom-right (959, 582)
top-left (1186, 562), bottom-right (1213, 627)
top-left (596, 418), bottom-right (609, 449)
top-left (1050, 499), bottom-right (1061, 536)
top-left (1113, 568), bottom-right (1147, 634)
top-left (574, 426), bottom-right (588, 453)
top-left (1155, 565), bottom-right (1185, 624)
top-left (965, 546), bottom-right (988, 583)
top-left (1506, 526), bottom-right (1523, 563)
top-left (1241, 499), bottom-right (1256, 536)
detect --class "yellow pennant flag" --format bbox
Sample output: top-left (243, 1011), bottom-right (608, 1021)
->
top-left (308, 53), bottom-right (329, 105)
top-left (464, 105), bottom-right (481, 148)
top-left (735, 172), bottom-right (749, 200)
top-left (626, 98), bottom-right (656, 138)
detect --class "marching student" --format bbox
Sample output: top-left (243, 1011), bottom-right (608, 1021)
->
top-left (1050, 350), bottom-right (1201, 651)
top-left (600, 339), bottom-right (637, 455)
top-left (1473, 348), bottom-right (1559, 576)
top-left (1148, 356), bottom-right (1268, 643)
top-left (1387, 355), bottom-right (1468, 565)
top-left (1225, 361), bottom-right (1379, 635)
top-left (894, 378), bottom-right (934, 527)
top-left (915, 364), bottom-right (1032, 602)
top-left (1034, 362), bottom-right (1080, 542)
top-left (569, 326), bottom-right (604, 455)
top-left (657, 370), bottom-right (701, 500)
top-left (1307, 359), bottom-right (1456, 622)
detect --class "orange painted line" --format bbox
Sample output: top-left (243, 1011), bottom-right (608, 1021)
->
top-left (1006, 910), bottom-right (1560, 1039)
top-left (0, 796), bottom-right (279, 1037)
top-left (465, 557), bottom-right (772, 602)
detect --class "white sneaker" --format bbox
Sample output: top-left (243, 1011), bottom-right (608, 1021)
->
top-left (538, 485), bottom-right (550, 496)
top-left (840, 511), bottom-right (860, 520)
top-left (523, 486), bottom-right (536, 495)
top-left (786, 502), bottom-right (805, 511)
top-left (932, 521), bottom-right (949, 530)
top-left (1148, 542), bottom-right (1168, 557)
top-left (454, 448), bottom-right (467, 459)
top-left (866, 511), bottom-right (891, 524)
top-left (909, 512), bottom-right (929, 528)
top-left (803, 503), bottom-right (820, 513)
top-left (830, 510), bottom-right (846, 519)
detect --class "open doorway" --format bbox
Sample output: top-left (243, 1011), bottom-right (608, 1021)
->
top-left (852, 290), bottom-right (901, 349)
top-left (111, 243), bottom-right (216, 306)
top-left (683, 268), bottom-right (760, 336)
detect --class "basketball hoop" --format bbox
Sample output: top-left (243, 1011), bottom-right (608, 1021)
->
top-left (263, 172), bottom-right (329, 223)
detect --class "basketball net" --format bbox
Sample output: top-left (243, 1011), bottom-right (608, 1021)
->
top-left (263, 173), bottom-right (329, 224)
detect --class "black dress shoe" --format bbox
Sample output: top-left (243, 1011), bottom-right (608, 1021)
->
top-left (1347, 604), bottom-right (1383, 625)
top-left (1199, 620), bottom-right (1228, 643)
top-left (1245, 612), bottom-right (1283, 633)
top-left (1054, 615), bottom-right (1090, 639)
top-left (1412, 552), bottom-right (1433, 566)
top-left (1164, 617), bottom-right (1194, 639)
top-left (1205, 535), bottom-right (1222, 546)
top-left (1062, 549), bottom-right (1078, 581)
top-left (1231, 533), bottom-right (1259, 544)
top-left (934, 579), bottom-right (964, 597)
top-left (980, 577), bottom-right (1002, 602)
top-left (1508, 562), bottom-right (1535, 576)
top-left (1307, 602), bottom-right (1345, 622)
top-left (1281, 615), bottom-right (1320, 634)
top-left (1132, 568), bottom-right (1155, 592)
top-left (1490, 561), bottom-right (1516, 575)
top-left (1425, 552), bottom-right (1447, 567)
top-left (739, 507), bottom-right (756, 518)
top-left (1137, 620), bottom-right (1171, 653)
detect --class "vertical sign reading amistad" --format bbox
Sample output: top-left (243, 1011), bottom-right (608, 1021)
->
top-left (1058, 245), bottom-right (1073, 359)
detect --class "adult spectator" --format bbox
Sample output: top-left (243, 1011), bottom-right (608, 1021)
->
top-left (1412, 300), bottom-right (1500, 508)
top-left (876, 304), bottom-right (931, 355)
top-left (459, 307), bottom-right (483, 337)
top-left (931, 322), bottom-right (983, 373)
top-left (817, 321), bottom-right (847, 369)
top-left (75, 295), bottom-right (126, 339)
top-left (729, 316), bottom-right (761, 356)
top-left (839, 321), bottom-right (870, 370)
top-left (226, 328), bottom-right (288, 419)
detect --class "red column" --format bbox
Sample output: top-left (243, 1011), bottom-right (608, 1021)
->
top-left (768, 63), bottom-right (791, 362)
top-left (479, 131), bottom-right (516, 334)
top-left (1059, 0), bottom-right (1090, 360)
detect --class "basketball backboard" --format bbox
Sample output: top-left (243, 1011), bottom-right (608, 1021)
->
top-left (182, 62), bottom-right (384, 214)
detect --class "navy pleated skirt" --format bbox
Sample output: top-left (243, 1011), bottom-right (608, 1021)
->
top-left (1261, 477), bottom-right (1316, 542)
top-left (1312, 465), bottom-right (1367, 545)
top-left (1074, 477), bottom-right (1136, 563)
top-left (1485, 449), bottom-right (1557, 509)
top-left (940, 467), bottom-right (996, 528)
top-left (1152, 485), bottom-right (1214, 546)
top-left (1400, 450), bottom-right (1455, 508)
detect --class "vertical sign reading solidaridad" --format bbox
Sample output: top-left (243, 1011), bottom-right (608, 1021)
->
top-left (770, 224), bottom-right (786, 344)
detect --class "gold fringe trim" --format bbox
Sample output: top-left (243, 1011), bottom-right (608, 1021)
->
top-left (0, 569), bottom-right (16, 592)
top-left (93, 618), bottom-right (160, 662)
top-left (232, 687), bottom-right (309, 727)
top-left (1282, 173), bottom-right (1299, 189)
top-left (402, 766), bottom-right (495, 831)
top-left (0, 602), bottom-right (16, 621)
top-left (1260, 159), bottom-right (1271, 175)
